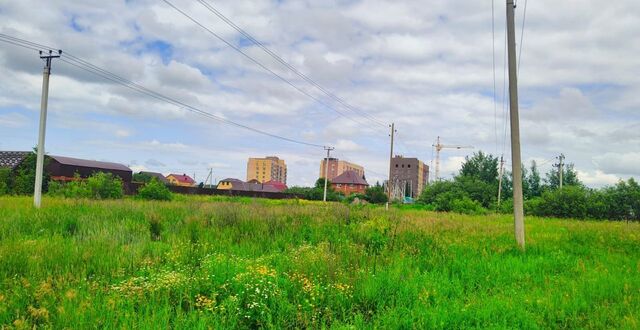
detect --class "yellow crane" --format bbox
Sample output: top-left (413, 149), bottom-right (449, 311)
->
top-left (432, 136), bottom-right (474, 181)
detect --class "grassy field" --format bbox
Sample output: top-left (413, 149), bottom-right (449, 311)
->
top-left (0, 196), bottom-right (639, 329)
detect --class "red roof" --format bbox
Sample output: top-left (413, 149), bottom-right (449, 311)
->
top-left (168, 174), bottom-right (195, 184)
top-left (264, 180), bottom-right (288, 192)
top-left (332, 170), bottom-right (369, 186)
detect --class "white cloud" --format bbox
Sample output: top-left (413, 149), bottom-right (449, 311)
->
top-left (1, 0), bottom-right (639, 186)
top-left (0, 112), bottom-right (29, 128)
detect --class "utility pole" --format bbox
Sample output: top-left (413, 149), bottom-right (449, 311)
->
top-left (387, 123), bottom-right (396, 208)
top-left (558, 153), bottom-right (565, 189)
top-left (34, 49), bottom-right (61, 209)
top-left (497, 155), bottom-right (505, 207)
top-left (507, 0), bottom-right (525, 250)
top-left (322, 146), bottom-right (334, 202)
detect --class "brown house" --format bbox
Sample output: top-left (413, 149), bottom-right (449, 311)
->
top-left (47, 155), bottom-right (133, 183)
top-left (331, 170), bottom-right (369, 196)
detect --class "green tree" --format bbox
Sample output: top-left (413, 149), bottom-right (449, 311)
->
top-left (133, 172), bottom-right (153, 183)
top-left (459, 151), bottom-right (499, 185)
top-left (12, 151), bottom-right (49, 195)
top-left (526, 160), bottom-right (542, 198)
top-left (364, 182), bottom-right (388, 204)
top-left (0, 168), bottom-right (11, 195)
top-left (545, 163), bottom-right (581, 189)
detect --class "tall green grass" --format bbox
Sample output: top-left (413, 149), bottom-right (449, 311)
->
top-left (0, 196), bottom-right (638, 328)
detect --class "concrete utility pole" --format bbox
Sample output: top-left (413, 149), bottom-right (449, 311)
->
top-left (387, 123), bottom-right (396, 208)
top-left (507, 0), bottom-right (525, 249)
top-left (34, 50), bottom-right (61, 209)
top-left (322, 146), bottom-right (334, 202)
top-left (558, 153), bottom-right (565, 189)
top-left (497, 155), bottom-right (505, 207)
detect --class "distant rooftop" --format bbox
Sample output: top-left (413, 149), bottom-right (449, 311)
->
top-left (50, 155), bottom-right (131, 172)
top-left (0, 151), bottom-right (30, 169)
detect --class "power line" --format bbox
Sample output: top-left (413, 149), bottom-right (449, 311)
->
top-left (196, 0), bottom-right (387, 128)
top-left (161, 0), bottom-right (384, 134)
top-left (0, 34), bottom-right (327, 149)
top-left (518, 0), bottom-right (528, 73)
top-left (491, 0), bottom-right (499, 156)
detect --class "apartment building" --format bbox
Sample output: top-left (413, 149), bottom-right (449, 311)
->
top-left (246, 156), bottom-right (287, 184)
top-left (319, 158), bottom-right (364, 181)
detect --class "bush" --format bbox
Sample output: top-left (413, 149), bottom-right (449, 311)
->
top-left (451, 196), bottom-right (487, 215)
top-left (137, 178), bottom-right (172, 201)
top-left (528, 186), bottom-right (589, 219)
top-left (48, 172), bottom-right (123, 199)
top-left (364, 185), bottom-right (388, 204)
top-left (0, 168), bottom-right (11, 195)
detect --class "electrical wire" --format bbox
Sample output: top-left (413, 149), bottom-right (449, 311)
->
top-left (196, 0), bottom-right (387, 128)
top-left (0, 34), bottom-right (328, 149)
top-left (161, 0), bottom-right (384, 134)
top-left (491, 0), bottom-right (499, 156)
top-left (518, 0), bottom-right (528, 74)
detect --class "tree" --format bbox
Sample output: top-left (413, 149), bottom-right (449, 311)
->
top-left (459, 151), bottom-right (499, 185)
top-left (12, 151), bottom-right (49, 195)
top-left (133, 172), bottom-right (153, 183)
top-left (526, 160), bottom-right (542, 198)
top-left (364, 183), bottom-right (388, 204)
top-left (545, 163), bottom-right (582, 189)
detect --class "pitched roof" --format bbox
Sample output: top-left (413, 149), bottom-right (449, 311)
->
top-left (0, 151), bottom-right (30, 169)
top-left (264, 180), bottom-right (288, 192)
top-left (167, 173), bottom-right (196, 184)
top-left (139, 171), bottom-right (169, 183)
top-left (219, 178), bottom-right (282, 192)
top-left (49, 155), bottom-right (131, 172)
top-left (332, 170), bottom-right (369, 185)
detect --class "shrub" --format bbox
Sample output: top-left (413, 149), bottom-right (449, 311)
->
top-left (48, 172), bottom-right (123, 199)
top-left (364, 185), bottom-right (388, 204)
top-left (451, 196), bottom-right (487, 215)
top-left (528, 186), bottom-right (589, 219)
top-left (137, 178), bottom-right (172, 201)
top-left (0, 168), bottom-right (10, 195)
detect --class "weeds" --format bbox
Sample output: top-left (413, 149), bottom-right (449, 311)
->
top-left (0, 195), bottom-right (638, 328)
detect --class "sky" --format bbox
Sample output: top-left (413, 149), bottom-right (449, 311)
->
top-left (0, 0), bottom-right (638, 187)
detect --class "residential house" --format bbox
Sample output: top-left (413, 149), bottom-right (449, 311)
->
top-left (217, 178), bottom-right (286, 193)
top-left (47, 155), bottom-right (132, 182)
top-left (331, 170), bottom-right (369, 196)
top-left (166, 173), bottom-right (196, 187)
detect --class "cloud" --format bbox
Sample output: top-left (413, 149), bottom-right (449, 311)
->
top-left (0, 112), bottom-right (29, 128)
top-left (593, 152), bottom-right (640, 176)
top-left (1, 0), bottom-right (639, 187)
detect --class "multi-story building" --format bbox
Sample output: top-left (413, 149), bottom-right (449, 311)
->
top-left (319, 158), bottom-right (364, 181)
top-left (246, 156), bottom-right (287, 184)
top-left (389, 156), bottom-right (429, 199)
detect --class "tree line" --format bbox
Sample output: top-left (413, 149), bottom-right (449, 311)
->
top-left (418, 151), bottom-right (640, 220)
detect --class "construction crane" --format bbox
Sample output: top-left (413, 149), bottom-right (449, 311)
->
top-left (432, 136), bottom-right (474, 181)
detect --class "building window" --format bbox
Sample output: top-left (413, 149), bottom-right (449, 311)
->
top-left (402, 164), bottom-right (405, 168)
top-left (395, 164), bottom-right (398, 168)
top-left (408, 164), bottom-right (411, 168)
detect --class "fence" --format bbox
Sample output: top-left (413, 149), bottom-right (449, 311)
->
top-left (124, 182), bottom-right (302, 200)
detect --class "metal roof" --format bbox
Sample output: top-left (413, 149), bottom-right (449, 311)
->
top-left (49, 155), bottom-right (131, 172)
top-left (332, 170), bottom-right (369, 185)
top-left (0, 151), bottom-right (30, 169)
